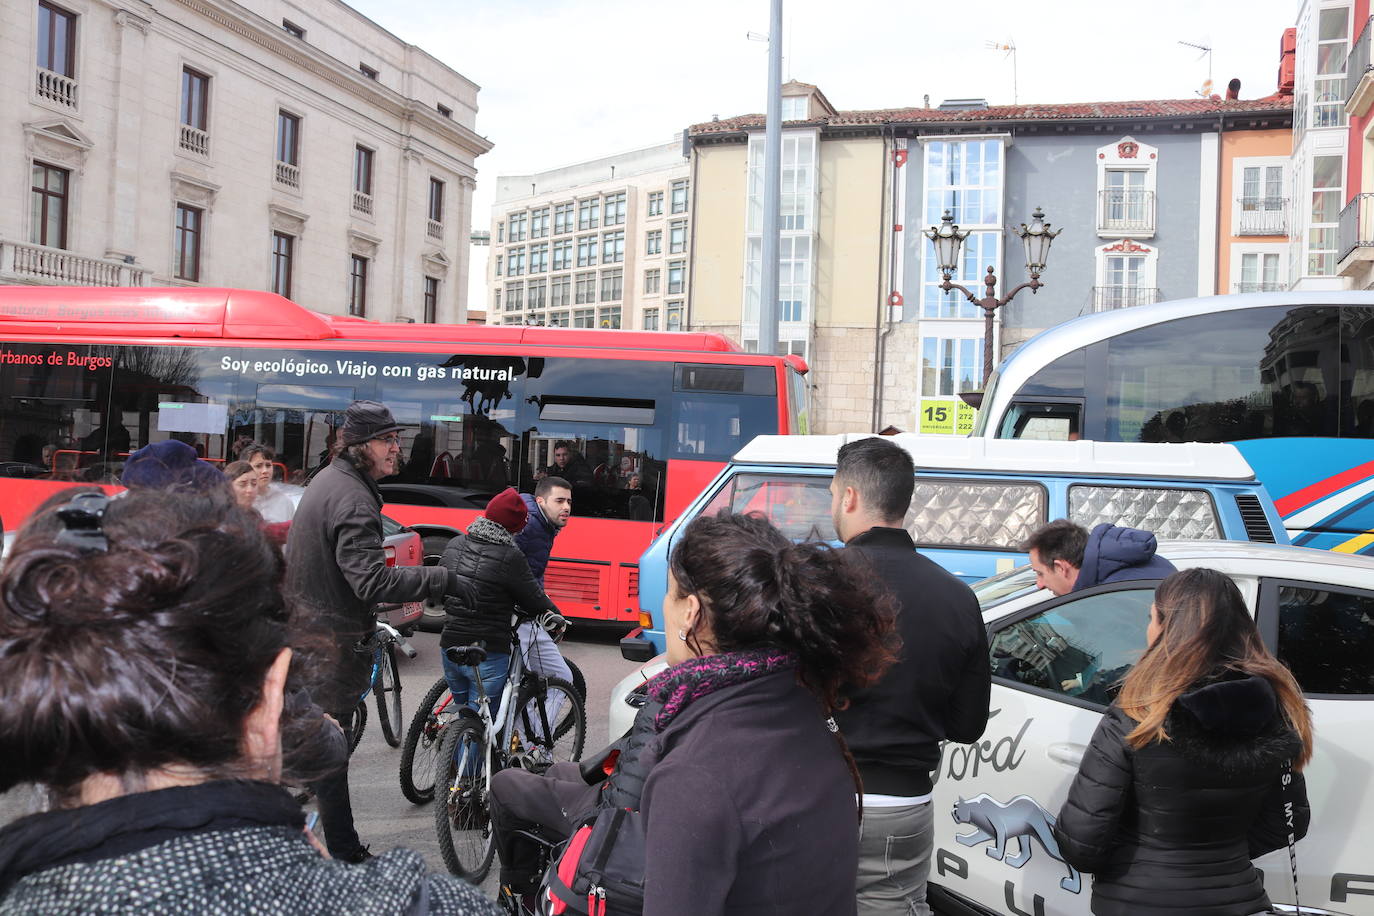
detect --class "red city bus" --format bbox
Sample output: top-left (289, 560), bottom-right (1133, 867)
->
top-left (0, 287), bottom-right (808, 626)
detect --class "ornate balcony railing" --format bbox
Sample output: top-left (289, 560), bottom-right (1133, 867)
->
top-left (1236, 198), bottom-right (1288, 236)
top-left (1, 240), bottom-right (147, 286)
top-left (1091, 286), bottom-right (1161, 312)
top-left (1097, 189), bottom-right (1155, 236)
top-left (1338, 192), bottom-right (1374, 264)
top-left (179, 125), bottom-right (209, 157)
top-left (427, 219), bottom-right (443, 240)
top-left (275, 161), bottom-right (300, 189)
top-left (35, 68), bottom-right (77, 107)
top-left (1347, 16), bottom-right (1374, 111)
top-left (352, 191), bottom-right (373, 216)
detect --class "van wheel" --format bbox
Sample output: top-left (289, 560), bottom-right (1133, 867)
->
top-left (420, 535), bottom-right (450, 633)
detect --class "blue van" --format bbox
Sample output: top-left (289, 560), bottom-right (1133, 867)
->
top-left (619, 434), bottom-right (1288, 664)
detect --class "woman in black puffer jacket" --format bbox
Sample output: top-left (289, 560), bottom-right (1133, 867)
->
top-left (1054, 568), bottom-right (1314, 916)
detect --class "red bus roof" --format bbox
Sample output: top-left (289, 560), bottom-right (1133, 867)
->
top-left (0, 287), bottom-right (762, 358)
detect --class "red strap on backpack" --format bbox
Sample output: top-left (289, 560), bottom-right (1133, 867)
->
top-left (548, 825), bottom-right (594, 915)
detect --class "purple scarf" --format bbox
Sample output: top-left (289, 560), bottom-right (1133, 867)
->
top-left (646, 648), bottom-right (796, 730)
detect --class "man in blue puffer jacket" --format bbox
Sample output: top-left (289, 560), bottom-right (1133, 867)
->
top-left (1025, 519), bottom-right (1177, 597)
top-left (510, 477), bottom-right (575, 716)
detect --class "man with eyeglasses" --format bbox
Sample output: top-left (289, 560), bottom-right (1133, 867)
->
top-left (287, 400), bottom-right (464, 863)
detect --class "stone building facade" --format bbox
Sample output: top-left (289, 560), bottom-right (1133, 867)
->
top-left (3, 0), bottom-right (492, 322)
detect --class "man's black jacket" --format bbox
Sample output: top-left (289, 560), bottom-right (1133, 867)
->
top-left (834, 526), bottom-right (991, 797)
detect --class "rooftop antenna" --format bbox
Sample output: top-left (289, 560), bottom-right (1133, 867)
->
top-left (1179, 39), bottom-right (1213, 97)
top-left (985, 38), bottom-right (1017, 104)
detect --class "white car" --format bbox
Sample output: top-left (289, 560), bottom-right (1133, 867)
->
top-left (608, 541), bottom-right (1374, 915)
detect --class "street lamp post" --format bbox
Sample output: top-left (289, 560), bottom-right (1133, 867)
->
top-left (923, 207), bottom-right (1061, 385)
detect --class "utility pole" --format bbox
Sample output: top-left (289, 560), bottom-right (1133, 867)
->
top-left (758, 0), bottom-right (783, 355)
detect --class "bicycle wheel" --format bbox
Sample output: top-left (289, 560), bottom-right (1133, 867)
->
top-left (434, 719), bottom-right (495, 881)
top-left (399, 677), bottom-right (452, 804)
top-left (374, 643), bottom-right (403, 748)
top-left (343, 701), bottom-right (367, 754)
top-left (565, 658), bottom-right (587, 706)
top-left (514, 676), bottom-right (585, 768)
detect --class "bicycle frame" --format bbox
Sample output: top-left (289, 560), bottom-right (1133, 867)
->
top-left (355, 619), bottom-right (416, 704)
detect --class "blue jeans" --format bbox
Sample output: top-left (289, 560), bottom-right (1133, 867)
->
top-left (442, 649), bottom-right (510, 713)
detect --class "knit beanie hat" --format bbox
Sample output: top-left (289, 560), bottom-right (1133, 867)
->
top-left (340, 400), bottom-right (404, 447)
top-left (122, 440), bottom-right (225, 491)
top-left (484, 487), bottom-right (529, 533)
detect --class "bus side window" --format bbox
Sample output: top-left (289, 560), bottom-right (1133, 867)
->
top-left (0, 343), bottom-right (115, 480)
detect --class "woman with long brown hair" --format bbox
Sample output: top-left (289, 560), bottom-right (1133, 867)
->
top-left (1054, 567), bottom-right (1314, 915)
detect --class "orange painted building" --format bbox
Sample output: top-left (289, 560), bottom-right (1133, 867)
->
top-left (1218, 124), bottom-right (1295, 295)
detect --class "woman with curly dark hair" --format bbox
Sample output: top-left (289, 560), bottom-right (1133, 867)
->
top-left (1054, 567), bottom-right (1314, 915)
top-left (0, 486), bottom-right (498, 915)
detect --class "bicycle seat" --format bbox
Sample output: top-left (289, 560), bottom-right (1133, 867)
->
top-left (444, 645), bottom-right (488, 667)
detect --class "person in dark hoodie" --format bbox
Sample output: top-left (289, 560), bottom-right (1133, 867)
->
top-left (1054, 568), bottom-right (1313, 915)
top-left (829, 436), bottom-right (991, 916)
top-left (1025, 518), bottom-right (1177, 597)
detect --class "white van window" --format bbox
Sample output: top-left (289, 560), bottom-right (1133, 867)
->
top-left (990, 588), bottom-right (1154, 706)
top-left (1068, 485), bottom-right (1220, 540)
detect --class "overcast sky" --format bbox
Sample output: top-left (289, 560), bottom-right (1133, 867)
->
top-left (343, 0), bottom-right (1303, 306)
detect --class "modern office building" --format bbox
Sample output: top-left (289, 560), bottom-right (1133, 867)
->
top-left (487, 139), bottom-right (690, 331)
top-left (688, 81), bottom-right (1292, 435)
top-left (3, 0), bottom-right (492, 322)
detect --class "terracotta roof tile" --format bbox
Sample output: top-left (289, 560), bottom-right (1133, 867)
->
top-left (691, 95), bottom-right (1293, 134)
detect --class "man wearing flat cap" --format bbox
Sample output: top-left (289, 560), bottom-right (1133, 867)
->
top-left (287, 400), bottom-right (463, 863)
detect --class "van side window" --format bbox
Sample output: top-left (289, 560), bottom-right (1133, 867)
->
top-left (990, 588), bottom-right (1155, 706)
top-left (700, 473), bottom-right (833, 541)
top-left (906, 479), bottom-right (1045, 550)
top-left (1068, 485), bottom-right (1221, 540)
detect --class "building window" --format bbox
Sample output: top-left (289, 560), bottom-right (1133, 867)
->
top-left (29, 161), bottom-right (69, 249)
top-left (644, 268), bottom-right (661, 294)
top-left (281, 19), bottom-right (305, 38)
top-left (667, 260), bottom-right (684, 294)
top-left (493, 287), bottom-right (501, 311)
top-left (529, 242), bottom-right (548, 273)
top-left (1237, 251), bottom-right (1284, 293)
top-left (921, 138), bottom-right (1005, 319)
top-left (497, 221), bottom-right (504, 243)
top-left (573, 308), bottom-right (595, 328)
top-left (437, 103), bottom-right (452, 118)
top-left (508, 211), bottom-right (527, 242)
top-left (552, 239), bottom-right (572, 271)
top-left (505, 281), bottom-right (524, 311)
top-left (666, 301), bottom-right (683, 331)
top-left (921, 337), bottom-right (984, 398)
top-left (272, 232), bottom-right (294, 298)
top-left (531, 207), bottom-right (549, 238)
top-left (647, 190), bottom-right (664, 217)
top-left (575, 272), bottom-right (596, 305)
top-left (603, 191), bottom-right (626, 226)
top-left (507, 247), bottom-right (525, 276)
top-left (1102, 169), bottom-right (1148, 229)
top-left (602, 230), bottom-right (625, 264)
top-left (348, 255), bottom-right (368, 316)
top-left (643, 307), bottom-right (659, 330)
top-left (577, 198), bottom-right (600, 230)
top-left (669, 219), bottom-right (687, 254)
top-left (576, 235), bottom-right (597, 267)
top-left (778, 236), bottom-right (809, 322)
top-left (551, 275), bottom-right (571, 307)
top-left (599, 306), bottom-right (622, 329)
top-left (36, 2), bottom-right (77, 79)
top-left (553, 202), bottom-right (574, 235)
top-left (1242, 165), bottom-right (1285, 208)
top-left (276, 111), bottom-right (300, 166)
top-left (429, 178), bottom-right (445, 222)
top-left (494, 254), bottom-right (503, 277)
top-left (528, 278), bottom-right (547, 310)
top-left (173, 204), bottom-right (203, 281)
top-left (548, 310), bottom-right (569, 327)
top-left (1309, 153), bottom-right (1343, 275)
top-left (781, 95), bottom-right (808, 120)
top-left (359, 63), bottom-right (378, 80)
top-left (422, 276), bottom-right (439, 323)
top-left (1314, 8), bottom-right (1349, 128)
top-left (646, 229), bottom-right (662, 255)
top-left (353, 145), bottom-right (374, 195)
top-left (670, 179), bottom-right (689, 214)
top-left (180, 66), bottom-right (209, 130)
top-left (600, 268), bottom-right (623, 302)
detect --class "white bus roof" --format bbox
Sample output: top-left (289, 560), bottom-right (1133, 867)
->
top-left (732, 434), bottom-right (1257, 481)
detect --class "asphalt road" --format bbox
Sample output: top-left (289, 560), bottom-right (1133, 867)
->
top-left (0, 627), bottom-right (641, 901)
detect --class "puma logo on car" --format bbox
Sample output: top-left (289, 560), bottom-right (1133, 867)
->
top-left (952, 794), bottom-right (1082, 894)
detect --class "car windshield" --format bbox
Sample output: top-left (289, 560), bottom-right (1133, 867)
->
top-left (972, 564), bottom-right (1040, 610)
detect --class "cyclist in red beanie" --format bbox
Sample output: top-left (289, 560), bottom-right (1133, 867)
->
top-left (437, 488), bottom-right (564, 717)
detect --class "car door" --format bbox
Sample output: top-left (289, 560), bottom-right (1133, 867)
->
top-left (1256, 577), bottom-right (1374, 914)
top-left (929, 582), bottom-right (1161, 916)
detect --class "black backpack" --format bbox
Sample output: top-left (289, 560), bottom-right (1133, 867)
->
top-left (539, 806), bottom-right (645, 916)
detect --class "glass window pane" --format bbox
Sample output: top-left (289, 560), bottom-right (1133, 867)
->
top-left (1318, 7), bottom-right (1348, 41)
top-left (1277, 584), bottom-right (1374, 695)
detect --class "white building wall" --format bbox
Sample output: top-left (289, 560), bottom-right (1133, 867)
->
top-left (2, 0), bottom-right (492, 323)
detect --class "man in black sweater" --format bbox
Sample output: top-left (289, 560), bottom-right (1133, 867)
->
top-left (830, 437), bottom-right (991, 916)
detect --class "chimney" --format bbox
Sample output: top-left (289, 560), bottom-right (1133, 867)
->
top-left (1226, 78), bottom-right (1241, 100)
top-left (1278, 27), bottom-right (1297, 95)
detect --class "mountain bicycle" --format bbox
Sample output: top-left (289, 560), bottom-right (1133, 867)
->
top-left (432, 614), bottom-right (586, 882)
top-left (341, 618), bottom-right (416, 752)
